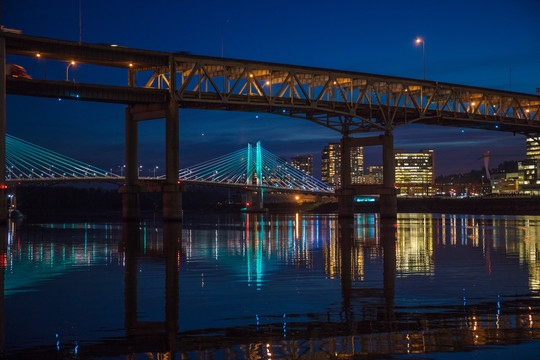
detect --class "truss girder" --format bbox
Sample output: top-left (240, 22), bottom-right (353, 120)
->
top-left (5, 33), bottom-right (540, 135)
top-left (138, 59), bottom-right (540, 134)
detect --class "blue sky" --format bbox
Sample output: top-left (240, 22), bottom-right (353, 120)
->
top-left (3, 0), bottom-right (540, 176)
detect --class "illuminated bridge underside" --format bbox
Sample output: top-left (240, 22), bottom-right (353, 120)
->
top-left (5, 34), bottom-right (540, 135)
top-left (167, 60), bottom-right (540, 134)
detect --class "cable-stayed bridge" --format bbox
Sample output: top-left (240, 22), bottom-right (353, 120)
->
top-left (177, 141), bottom-right (331, 194)
top-left (3, 135), bottom-right (331, 195)
top-left (5, 134), bottom-right (119, 184)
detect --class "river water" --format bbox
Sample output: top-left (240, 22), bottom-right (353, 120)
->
top-left (1, 212), bottom-right (540, 359)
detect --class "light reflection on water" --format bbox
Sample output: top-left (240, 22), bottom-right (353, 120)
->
top-left (1, 213), bottom-right (540, 359)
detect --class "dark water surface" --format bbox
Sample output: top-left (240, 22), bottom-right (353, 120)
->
top-left (1, 213), bottom-right (540, 359)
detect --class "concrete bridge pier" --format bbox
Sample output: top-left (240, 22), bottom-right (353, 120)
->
top-left (380, 132), bottom-right (397, 219)
top-left (121, 106), bottom-right (141, 221)
top-left (246, 189), bottom-right (264, 212)
top-left (162, 59), bottom-right (182, 222)
top-left (337, 131), bottom-right (397, 219)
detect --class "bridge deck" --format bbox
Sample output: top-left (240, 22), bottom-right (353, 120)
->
top-left (3, 32), bottom-right (540, 135)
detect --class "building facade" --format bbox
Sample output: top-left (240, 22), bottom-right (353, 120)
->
top-left (290, 154), bottom-right (313, 176)
top-left (359, 165), bottom-right (384, 184)
top-left (395, 149), bottom-right (434, 196)
top-left (518, 137), bottom-right (540, 194)
top-left (321, 142), bottom-right (363, 186)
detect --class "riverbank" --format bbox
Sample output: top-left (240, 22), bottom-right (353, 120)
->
top-left (301, 196), bottom-right (540, 215)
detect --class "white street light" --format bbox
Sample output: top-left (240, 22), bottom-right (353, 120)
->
top-left (415, 37), bottom-right (425, 80)
top-left (66, 61), bottom-right (76, 81)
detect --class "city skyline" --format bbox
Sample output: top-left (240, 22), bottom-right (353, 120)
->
top-left (2, 0), bottom-right (539, 176)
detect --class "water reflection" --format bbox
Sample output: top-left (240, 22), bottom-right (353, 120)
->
top-left (2, 213), bottom-right (540, 358)
top-left (123, 221), bottom-right (180, 357)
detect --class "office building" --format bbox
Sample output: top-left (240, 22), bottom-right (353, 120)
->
top-left (290, 154), bottom-right (313, 176)
top-left (395, 149), bottom-right (434, 196)
top-left (321, 142), bottom-right (363, 186)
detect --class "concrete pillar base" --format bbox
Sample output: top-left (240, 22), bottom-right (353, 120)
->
top-left (163, 183), bottom-right (183, 222)
top-left (0, 188), bottom-right (7, 224)
top-left (380, 193), bottom-right (397, 219)
top-left (246, 190), bottom-right (265, 212)
top-left (120, 185), bottom-right (141, 221)
top-left (337, 187), bottom-right (355, 218)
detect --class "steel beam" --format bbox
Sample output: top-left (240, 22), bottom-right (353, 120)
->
top-left (7, 78), bottom-right (168, 104)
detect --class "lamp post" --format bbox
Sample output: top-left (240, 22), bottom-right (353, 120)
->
top-left (221, 19), bottom-right (230, 57)
top-left (66, 61), bottom-right (75, 81)
top-left (154, 166), bottom-right (159, 177)
top-left (415, 37), bottom-right (425, 80)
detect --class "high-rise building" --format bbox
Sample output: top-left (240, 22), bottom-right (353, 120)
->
top-left (290, 154), bottom-right (313, 176)
top-left (395, 149), bottom-right (434, 196)
top-left (518, 137), bottom-right (540, 194)
top-left (527, 137), bottom-right (540, 160)
top-left (321, 142), bottom-right (363, 186)
top-left (362, 165), bottom-right (384, 184)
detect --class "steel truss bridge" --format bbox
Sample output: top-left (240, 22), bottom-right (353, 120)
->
top-left (2, 32), bottom-right (540, 220)
top-left (3, 33), bottom-right (540, 135)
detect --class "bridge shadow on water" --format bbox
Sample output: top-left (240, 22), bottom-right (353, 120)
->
top-left (1, 215), bottom-right (540, 359)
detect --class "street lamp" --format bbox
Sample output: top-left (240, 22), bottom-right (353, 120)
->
top-left (415, 37), bottom-right (425, 80)
top-left (66, 61), bottom-right (76, 81)
top-left (221, 19), bottom-right (230, 57)
top-left (154, 166), bottom-right (159, 177)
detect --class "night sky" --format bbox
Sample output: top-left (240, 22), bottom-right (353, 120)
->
top-left (3, 0), bottom-right (540, 177)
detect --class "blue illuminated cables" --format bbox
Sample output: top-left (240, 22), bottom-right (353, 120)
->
top-left (5, 134), bottom-right (117, 180)
top-left (178, 142), bottom-right (331, 192)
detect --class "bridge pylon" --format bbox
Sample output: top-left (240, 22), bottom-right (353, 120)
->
top-left (245, 142), bottom-right (265, 212)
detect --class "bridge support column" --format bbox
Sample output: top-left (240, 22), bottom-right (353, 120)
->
top-left (380, 132), bottom-right (397, 219)
top-left (0, 37), bottom-right (7, 223)
top-left (163, 55), bottom-right (182, 222)
top-left (246, 189), bottom-right (264, 211)
top-left (122, 106), bottom-right (140, 221)
top-left (338, 134), bottom-right (354, 218)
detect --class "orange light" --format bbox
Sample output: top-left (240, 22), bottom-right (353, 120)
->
top-left (36, 53), bottom-right (41, 58)
top-left (129, 63), bottom-right (133, 67)
top-left (71, 61), bottom-right (75, 65)
top-left (471, 102), bottom-right (476, 106)
top-left (0, 184), bottom-right (7, 189)
top-left (295, 195), bottom-right (300, 200)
